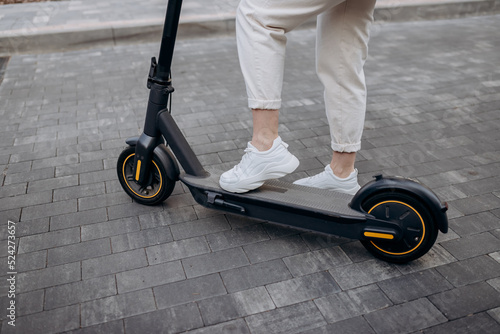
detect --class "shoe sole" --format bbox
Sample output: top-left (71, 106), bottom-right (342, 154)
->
top-left (293, 180), bottom-right (361, 196)
top-left (220, 154), bottom-right (300, 193)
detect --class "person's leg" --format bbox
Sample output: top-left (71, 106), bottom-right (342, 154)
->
top-left (294, 0), bottom-right (376, 195)
top-left (323, 0), bottom-right (376, 174)
top-left (319, 0), bottom-right (376, 156)
top-left (236, 0), bottom-right (343, 113)
top-left (330, 151), bottom-right (357, 178)
top-left (251, 109), bottom-right (279, 151)
top-left (220, 0), bottom-right (343, 193)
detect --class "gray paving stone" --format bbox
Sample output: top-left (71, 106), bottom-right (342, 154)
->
top-left (205, 224), bottom-right (270, 252)
top-left (55, 160), bottom-right (104, 178)
top-left (183, 319), bottom-right (250, 334)
top-left (262, 223), bottom-right (300, 239)
top-left (339, 240), bottom-right (377, 263)
top-left (489, 307), bottom-right (500, 325)
top-left (146, 236), bottom-right (211, 265)
top-left (364, 298), bottom-right (447, 334)
top-left (81, 289), bottom-right (157, 327)
top-left (21, 198), bottom-right (78, 221)
top-left (198, 286), bottom-right (275, 326)
top-left (283, 246), bottom-right (352, 277)
top-left (399, 245), bottom-right (458, 275)
top-left (154, 273), bottom-right (227, 309)
top-left (16, 249), bottom-right (47, 272)
top-left (454, 176), bottom-right (500, 196)
top-left (17, 262), bottom-right (81, 293)
top-left (220, 259), bottom-right (293, 293)
top-left (423, 312), bottom-right (500, 334)
top-left (50, 207), bottom-right (108, 230)
top-left (314, 284), bottom-right (392, 324)
top-left (450, 193), bottom-right (500, 215)
top-left (82, 248), bottom-right (147, 279)
top-left (17, 226), bottom-right (80, 254)
top-left (245, 301), bottom-right (327, 334)
top-left (329, 259), bottom-right (402, 290)
top-left (1, 161), bottom-right (31, 176)
top-left (170, 215), bottom-right (231, 240)
top-left (8, 148), bottom-right (56, 164)
top-left (378, 268), bottom-right (453, 304)
top-left (0, 190), bottom-right (52, 212)
top-left (242, 235), bottom-right (310, 264)
top-left (440, 232), bottom-right (500, 260)
top-left (78, 192), bottom-right (132, 211)
top-left (449, 211), bottom-right (500, 237)
top-left (57, 142), bottom-right (102, 156)
top-left (0, 182), bottom-right (27, 198)
top-left (429, 282), bottom-right (500, 320)
top-left (2, 304), bottom-right (80, 334)
top-left (65, 320), bottom-right (125, 334)
top-left (138, 206), bottom-right (198, 229)
top-left (31, 153), bottom-right (80, 171)
top-left (489, 276), bottom-right (500, 293)
top-left (266, 271), bottom-right (340, 308)
top-left (47, 238), bottom-right (111, 266)
top-left (300, 316), bottom-right (376, 334)
top-left (17, 289), bottom-right (44, 317)
top-left (106, 200), bottom-right (165, 220)
top-left (300, 232), bottom-right (351, 251)
top-left (110, 225), bottom-right (173, 253)
top-left (52, 182), bottom-right (106, 202)
top-left (79, 168), bottom-right (117, 185)
top-left (182, 247), bottom-right (250, 278)
top-left (162, 193), bottom-right (197, 211)
top-left (116, 261), bottom-right (185, 293)
top-left (81, 216), bottom-right (140, 241)
top-left (44, 275), bottom-right (117, 310)
top-left (436, 255), bottom-right (500, 287)
top-left (15, 217), bottom-right (49, 238)
top-left (124, 303), bottom-right (204, 334)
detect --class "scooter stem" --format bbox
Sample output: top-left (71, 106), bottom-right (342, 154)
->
top-left (156, 0), bottom-right (183, 82)
top-left (133, 0), bottom-right (185, 184)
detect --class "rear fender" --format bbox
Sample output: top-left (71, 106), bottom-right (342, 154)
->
top-left (350, 175), bottom-right (448, 233)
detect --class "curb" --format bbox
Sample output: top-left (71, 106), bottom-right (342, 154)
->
top-left (1, 0), bottom-right (499, 55)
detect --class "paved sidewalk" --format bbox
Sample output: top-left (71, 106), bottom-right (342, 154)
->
top-left (1, 12), bottom-right (500, 333)
top-left (1, 0), bottom-right (500, 54)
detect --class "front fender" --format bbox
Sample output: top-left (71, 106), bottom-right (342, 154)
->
top-left (350, 175), bottom-right (448, 234)
top-left (125, 137), bottom-right (179, 181)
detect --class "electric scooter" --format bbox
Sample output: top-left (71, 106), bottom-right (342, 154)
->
top-left (116, 0), bottom-right (448, 263)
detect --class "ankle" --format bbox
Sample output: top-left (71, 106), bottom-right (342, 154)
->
top-left (329, 164), bottom-right (355, 179)
top-left (330, 151), bottom-right (356, 179)
top-left (251, 134), bottom-right (278, 151)
top-left (251, 109), bottom-right (279, 151)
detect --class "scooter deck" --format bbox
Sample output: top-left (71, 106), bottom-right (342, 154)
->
top-left (181, 170), bottom-right (366, 220)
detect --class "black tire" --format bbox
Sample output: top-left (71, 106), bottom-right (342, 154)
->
top-left (361, 192), bottom-right (438, 264)
top-left (117, 146), bottom-right (176, 205)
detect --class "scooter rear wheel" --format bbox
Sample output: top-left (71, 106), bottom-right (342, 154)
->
top-left (117, 146), bottom-right (175, 205)
top-left (361, 192), bottom-right (438, 263)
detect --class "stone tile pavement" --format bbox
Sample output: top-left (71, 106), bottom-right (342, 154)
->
top-left (1, 0), bottom-right (500, 54)
top-left (0, 11), bottom-right (500, 334)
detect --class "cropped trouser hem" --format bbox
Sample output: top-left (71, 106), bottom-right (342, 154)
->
top-left (331, 141), bottom-right (361, 153)
top-left (248, 98), bottom-right (281, 110)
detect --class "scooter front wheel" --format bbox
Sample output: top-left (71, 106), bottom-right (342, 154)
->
top-left (361, 192), bottom-right (439, 263)
top-left (117, 146), bottom-right (176, 205)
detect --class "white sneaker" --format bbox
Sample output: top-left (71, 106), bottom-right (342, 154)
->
top-left (293, 165), bottom-right (361, 195)
top-left (219, 137), bottom-right (299, 193)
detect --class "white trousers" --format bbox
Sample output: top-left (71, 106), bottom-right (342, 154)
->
top-left (236, 0), bottom-right (376, 152)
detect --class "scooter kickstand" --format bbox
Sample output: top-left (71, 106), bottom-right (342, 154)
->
top-left (206, 191), bottom-right (246, 213)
